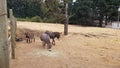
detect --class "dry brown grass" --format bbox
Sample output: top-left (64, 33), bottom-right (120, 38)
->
top-left (10, 21), bottom-right (120, 68)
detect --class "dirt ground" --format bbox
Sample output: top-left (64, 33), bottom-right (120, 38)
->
top-left (10, 21), bottom-right (120, 68)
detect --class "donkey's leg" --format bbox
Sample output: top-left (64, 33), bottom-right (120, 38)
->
top-left (52, 39), bottom-right (55, 45)
top-left (42, 42), bottom-right (46, 48)
top-left (47, 43), bottom-right (52, 51)
top-left (31, 38), bottom-right (33, 43)
top-left (26, 38), bottom-right (28, 43)
top-left (27, 38), bottom-right (29, 43)
top-left (28, 38), bottom-right (31, 43)
top-left (34, 37), bottom-right (35, 42)
top-left (30, 38), bottom-right (32, 43)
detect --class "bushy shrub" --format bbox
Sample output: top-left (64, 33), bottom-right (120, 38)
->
top-left (30, 16), bottom-right (42, 22)
top-left (25, 17), bottom-right (30, 21)
top-left (17, 17), bottom-right (31, 21)
top-left (43, 17), bottom-right (56, 23)
top-left (17, 18), bottom-right (27, 21)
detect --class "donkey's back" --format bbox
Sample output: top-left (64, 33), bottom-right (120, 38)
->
top-left (40, 33), bottom-right (52, 50)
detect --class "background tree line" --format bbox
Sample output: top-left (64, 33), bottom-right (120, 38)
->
top-left (7, 0), bottom-right (120, 27)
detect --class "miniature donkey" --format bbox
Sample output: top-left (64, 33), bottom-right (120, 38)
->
top-left (25, 32), bottom-right (35, 43)
top-left (40, 33), bottom-right (52, 51)
top-left (45, 30), bottom-right (61, 45)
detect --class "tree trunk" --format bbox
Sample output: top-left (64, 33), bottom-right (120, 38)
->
top-left (99, 19), bottom-right (103, 27)
top-left (103, 15), bottom-right (107, 25)
top-left (64, 3), bottom-right (68, 35)
top-left (99, 15), bottom-right (103, 27)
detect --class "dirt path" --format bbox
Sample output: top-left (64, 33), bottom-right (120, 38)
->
top-left (10, 21), bottom-right (120, 68)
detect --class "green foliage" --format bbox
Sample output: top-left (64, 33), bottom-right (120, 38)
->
top-left (69, 0), bottom-right (120, 26)
top-left (17, 16), bottom-right (42, 22)
top-left (7, 0), bottom-right (120, 26)
top-left (43, 18), bottom-right (56, 23)
top-left (31, 16), bottom-right (42, 22)
top-left (17, 18), bottom-right (27, 21)
top-left (7, 0), bottom-right (44, 18)
top-left (69, 0), bottom-right (94, 26)
top-left (17, 17), bottom-right (31, 21)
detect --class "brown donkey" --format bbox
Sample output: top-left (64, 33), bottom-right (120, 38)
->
top-left (25, 32), bottom-right (35, 43)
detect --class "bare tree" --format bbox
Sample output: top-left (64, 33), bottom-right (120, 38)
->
top-left (64, 3), bottom-right (68, 35)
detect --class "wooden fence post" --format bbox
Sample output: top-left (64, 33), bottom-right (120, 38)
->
top-left (0, 0), bottom-right (9, 68)
top-left (9, 9), bottom-right (16, 59)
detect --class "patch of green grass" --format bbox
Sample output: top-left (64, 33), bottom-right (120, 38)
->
top-left (17, 16), bottom-right (42, 22)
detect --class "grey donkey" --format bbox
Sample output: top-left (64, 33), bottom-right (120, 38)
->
top-left (40, 33), bottom-right (52, 51)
